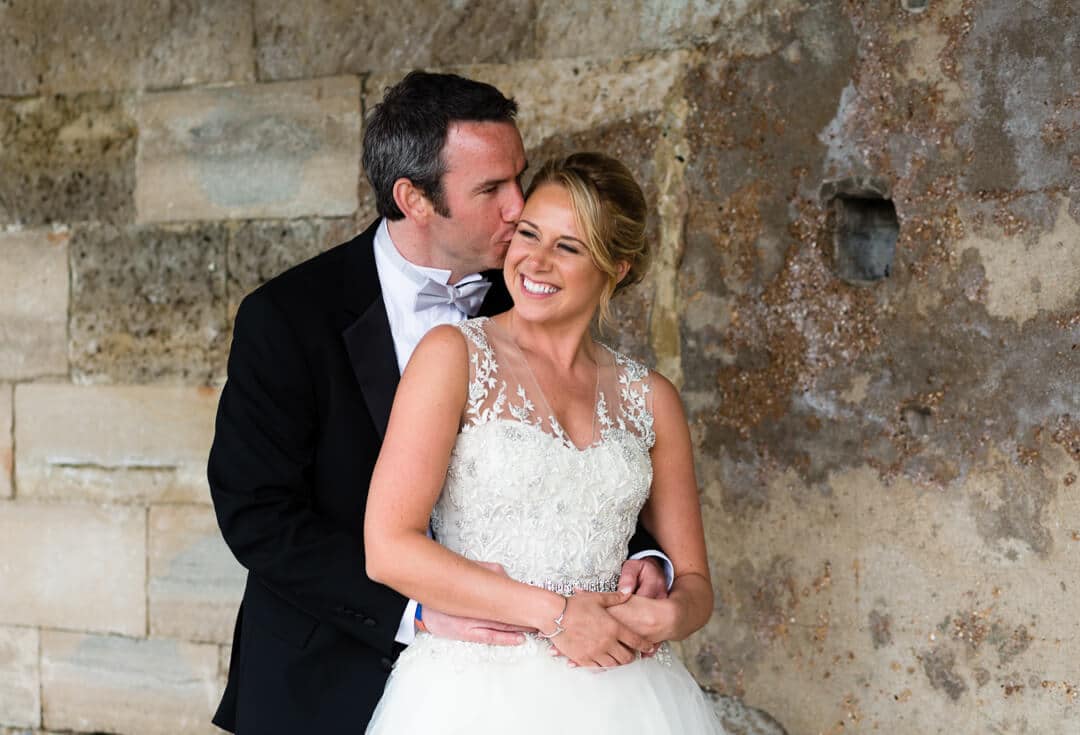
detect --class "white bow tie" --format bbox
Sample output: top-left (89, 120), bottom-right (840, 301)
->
top-left (414, 278), bottom-right (491, 316)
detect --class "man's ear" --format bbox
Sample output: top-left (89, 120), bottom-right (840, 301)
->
top-left (392, 178), bottom-right (432, 223)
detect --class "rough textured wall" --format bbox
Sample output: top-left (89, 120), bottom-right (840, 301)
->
top-left (0, 2), bottom-right (1077, 734)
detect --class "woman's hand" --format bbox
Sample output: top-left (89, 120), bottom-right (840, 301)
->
top-left (547, 590), bottom-right (652, 668)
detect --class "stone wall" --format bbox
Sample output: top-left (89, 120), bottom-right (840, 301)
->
top-left (1, 2), bottom-right (1077, 733)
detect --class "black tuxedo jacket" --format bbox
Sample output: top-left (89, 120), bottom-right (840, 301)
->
top-left (209, 220), bottom-right (660, 732)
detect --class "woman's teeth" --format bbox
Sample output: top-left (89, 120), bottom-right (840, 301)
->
top-left (522, 276), bottom-right (559, 295)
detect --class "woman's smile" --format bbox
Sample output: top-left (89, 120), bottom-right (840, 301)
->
top-left (520, 274), bottom-right (561, 296)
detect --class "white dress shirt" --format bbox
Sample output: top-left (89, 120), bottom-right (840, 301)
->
top-left (372, 219), bottom-right (672, 645)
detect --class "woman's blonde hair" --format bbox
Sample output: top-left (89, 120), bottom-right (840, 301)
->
top-left (525, 152), bottom-right (650, 328)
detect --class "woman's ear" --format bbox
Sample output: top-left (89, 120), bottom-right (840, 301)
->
top-left (392, 178), bottom-right (433, 223)
top-left (615, 260), bottom-right (631, 284)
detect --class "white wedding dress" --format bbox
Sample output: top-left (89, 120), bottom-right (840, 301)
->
top-left (366, 317), bottom-right (727, 734)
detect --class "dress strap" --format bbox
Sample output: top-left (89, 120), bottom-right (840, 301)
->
top-left (598, 345), bottom-right (656, 449)
top-left (455, 318), bottom-right (509, 429)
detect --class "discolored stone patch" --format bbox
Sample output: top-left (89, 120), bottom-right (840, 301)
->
top-left (149, 505), bottom-right (245, 644)
top-left (921, 645), bottom-right (968, 701)
top-left (679, 0), bottom-right (861, 440)
top-left (69, 223), bottom-right (228, 383)
top-left (40, 631), bottom-right (218, 735)
top-left (868, 608), bottom-right (893, 649)
top-left (136, 76), bottom-right (361, 223)
top-left (955, 0), bottom-right (1080, 193)
top-left (0, 93), bottom-right (136, 226)
top-left (254, 0), bottom-right (538, 81)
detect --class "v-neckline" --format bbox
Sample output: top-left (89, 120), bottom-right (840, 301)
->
top-left (483, 317), bottom-right (604, 452)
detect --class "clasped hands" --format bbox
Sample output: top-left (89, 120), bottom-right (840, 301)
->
top-left (421, 558), bottom-right (672, 669)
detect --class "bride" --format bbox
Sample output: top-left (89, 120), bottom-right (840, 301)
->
top-left (364, 152), bottom-right (726, 733)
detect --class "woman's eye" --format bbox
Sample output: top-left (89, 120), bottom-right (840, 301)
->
top-left (517, 227), bottom-right (538, 239)
top-left (557, 242), bottom-right (580, 254)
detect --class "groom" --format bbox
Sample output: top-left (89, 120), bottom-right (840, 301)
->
top-left (208, 71), bottom-right (669, 733)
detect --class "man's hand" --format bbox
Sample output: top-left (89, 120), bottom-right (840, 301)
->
top-left (420, 561), bottom-right (531, 646)
top-left (422, 608), bottom-right (531, 645)
top-left (617, 557), bottom-right (669, 600)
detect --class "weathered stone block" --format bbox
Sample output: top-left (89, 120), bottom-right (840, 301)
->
top-left (227, 217), bottom-right (360, 317)
top-left (0, 229), bottom-right (69, 380)
top-left (0, 94), bottom-right (136, 227)
top-left (0, 626), bottom-right (40, 729)
top-left (149, 505), bottom-right (245, 644)
top-left (137, 1), bottom-right (256, 91)
top-left (0, 385), bottom-right (10, 499)
top-left (0, 502), bottom-right (145, 636)
top-left (367, 52), bottom-right (688, 151)
top-left (254, 0), bottom-right (538, 81)
top-left (135, 76), bottom-right (361, 223)
top-left (533, 0), bottom-right (786, 60)
top-left (41, 631), bottom-right (219, 735)
top-left (0, 3), bottom-right (39, 96)
top-left (15, 383), bottom-right (219, 505)
top-left (1, 2), bottom-right (254, 96)
top-left (69, 223), bottom-right (228, 383)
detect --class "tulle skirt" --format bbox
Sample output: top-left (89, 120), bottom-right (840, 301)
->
top-left (366, 635), bottom-right (728, 734)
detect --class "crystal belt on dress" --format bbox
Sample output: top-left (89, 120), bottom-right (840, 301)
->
top-left (523, 572), bottom-right (620, 596)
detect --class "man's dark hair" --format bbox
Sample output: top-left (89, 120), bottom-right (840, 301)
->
top-left (362, 71), bottom-right (518, 220)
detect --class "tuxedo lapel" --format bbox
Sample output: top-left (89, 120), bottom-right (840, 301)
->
top-left (341, 222), bottom-right (400, 440)
top-left (477, 270), bottom-right (512, 317)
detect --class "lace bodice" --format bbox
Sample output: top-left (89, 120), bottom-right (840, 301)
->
top-left (430, 317), bottom-right (655, 591)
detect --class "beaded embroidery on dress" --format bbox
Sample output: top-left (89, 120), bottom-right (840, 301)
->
top-left (366, 317), bottom-right (728, 734)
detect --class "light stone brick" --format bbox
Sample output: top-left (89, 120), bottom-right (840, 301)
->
top-left (0, 385), bottom-right (11, 499)
top-left (15, 384), bottom-right (219, 505)
top-left (0, 503), bottom-right (145, 636)
top-left (149, 505), bottom-right (245, 644)
top-left (0, 626), bottom-right (40, 729)
top-left (41, 631), bottom-right (219, 735)
top-left (0, 230), bottom-right (69, 380)
top-left (135, 76), bottom-right (361, 223)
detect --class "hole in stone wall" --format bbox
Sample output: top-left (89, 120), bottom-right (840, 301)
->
top-left (820, 177), bottom-right (899, 286)
top-left (901, 0), bottom-right (929, 13)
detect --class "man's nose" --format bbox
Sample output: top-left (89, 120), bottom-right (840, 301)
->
top-left (502, 182), bottom-right (524, 221)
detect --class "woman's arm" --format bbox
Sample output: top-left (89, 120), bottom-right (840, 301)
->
top-left (608, 372), bottom-right (713, 642)
top-left (364, 325), bottom-right (649, 666)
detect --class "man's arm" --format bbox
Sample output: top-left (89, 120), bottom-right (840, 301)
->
top-left (209, 291), bottom-right (405, 656)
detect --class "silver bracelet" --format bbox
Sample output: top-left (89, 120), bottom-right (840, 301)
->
top-left (536, 596), bottom-right (569, 639)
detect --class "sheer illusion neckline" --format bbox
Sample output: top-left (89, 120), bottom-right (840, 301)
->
top-left (483, 317), bottom-right (603, 451)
